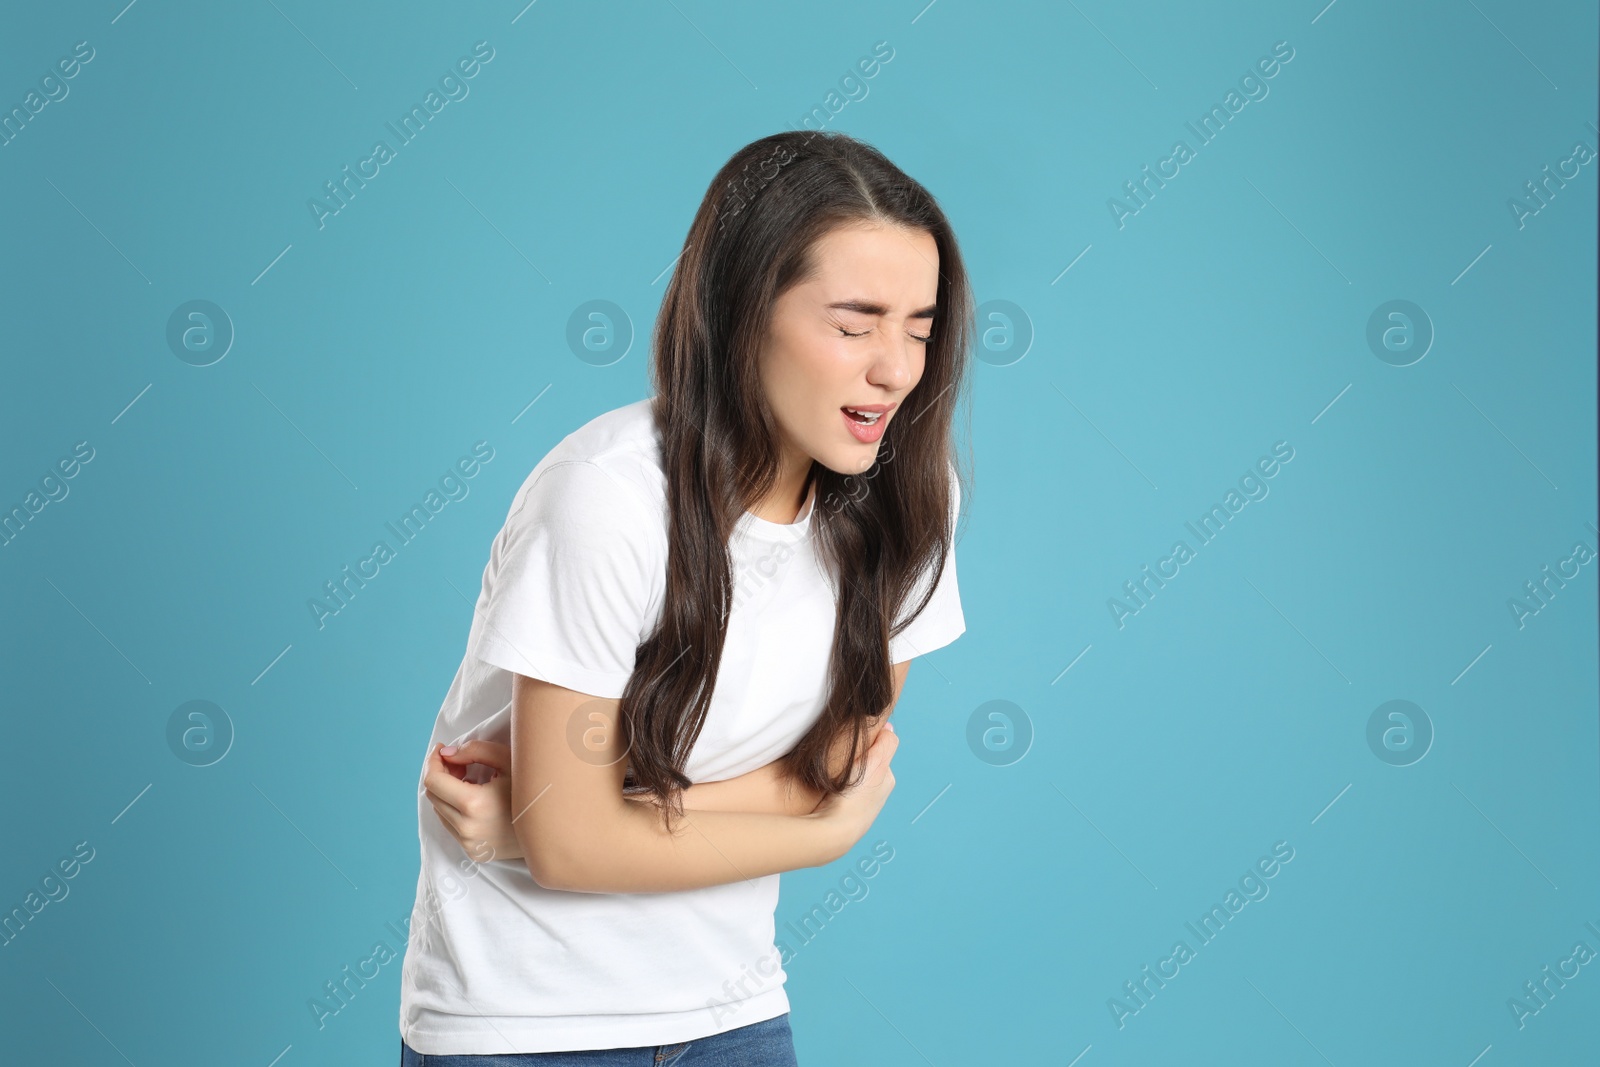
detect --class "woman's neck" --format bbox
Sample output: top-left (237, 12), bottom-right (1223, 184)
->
top-left (745, 459), bottom-right (815, 524)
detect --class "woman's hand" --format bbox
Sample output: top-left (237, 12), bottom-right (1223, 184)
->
top-left (809, 721), bottom-right (899, 859)
top-left (423, 741), bottom-right (524, 863)
top-left (425, 741), bottom-right (662, 863)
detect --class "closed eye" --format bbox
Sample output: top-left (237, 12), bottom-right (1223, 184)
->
top-left (837, 325), bottom-right (934, 344)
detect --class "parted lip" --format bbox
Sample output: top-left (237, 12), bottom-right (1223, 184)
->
top-left (841, 402), bottom-right (897, 414)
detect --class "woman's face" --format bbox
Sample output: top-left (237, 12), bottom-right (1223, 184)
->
top-left (760, 220), bottom-right (940, 476)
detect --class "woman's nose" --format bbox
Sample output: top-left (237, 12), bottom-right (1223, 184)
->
top-left (868, 340), bottom-right (913, 388)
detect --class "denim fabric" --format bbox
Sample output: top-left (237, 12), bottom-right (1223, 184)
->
top-left (400, 1013), bottom-right (798, 1066)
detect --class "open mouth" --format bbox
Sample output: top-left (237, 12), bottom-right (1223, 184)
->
top-left (840, 404), bottom-right (892, 443)
top-left (842, 407), bottom-right (884, 425)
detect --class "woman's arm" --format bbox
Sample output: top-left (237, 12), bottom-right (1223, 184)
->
top-left (508, 673), bottom-right (897, 894)
top-left (428, 738), bottom-right (870, 862)
top-left (423, 661), bottom-right (912, 865)
top-left (422, 742), bottom-right (816, 864)
top-left (670, 660), bottom-right (912, 816)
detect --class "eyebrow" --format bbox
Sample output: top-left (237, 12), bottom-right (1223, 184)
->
top-left (826, 299), bottom-right (938, 320)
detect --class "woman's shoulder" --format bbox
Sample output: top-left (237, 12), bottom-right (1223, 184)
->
top-left (501, 399), bottom-right (667, 543)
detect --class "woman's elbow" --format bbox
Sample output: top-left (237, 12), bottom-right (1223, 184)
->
top-left (514, 787), bottom-right (632, 891)
top-left (518, 818), bottom-right (605, 892)
top-left (519, 831), bottom-right (578, 890)
top-left (522, 848), bottom-right (569, 891)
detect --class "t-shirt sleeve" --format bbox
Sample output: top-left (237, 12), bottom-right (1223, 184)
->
top-left (466, 459), bottom-right (662, 699)
top-left (889, 463), bottom-right (966, 664)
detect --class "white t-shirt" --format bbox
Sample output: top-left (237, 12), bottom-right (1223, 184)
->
top-left (398, 396), bottom-right (965, 1054)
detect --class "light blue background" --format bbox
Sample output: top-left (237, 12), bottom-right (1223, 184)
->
top-left (2, 1), bottom-right (1596, 1064)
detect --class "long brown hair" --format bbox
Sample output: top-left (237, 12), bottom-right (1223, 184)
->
top-left (622, 129), bottom-right (972, 829)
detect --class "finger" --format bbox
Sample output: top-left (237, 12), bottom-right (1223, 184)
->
top-left (424, 744), bottom-right (458, 786)
top-left (427, 790), bottom-right (489, 847)
top-left (425, 790), bottom-right (464, 831)
top-left (439, 739), bottom-right (513, 773)
top-left (865, 730), bottom-right (899, 772)
top-left (868, 727), bottom-right (899, 758)
top-left (425, 789), bottom-right (467, 835)
top-left (423, 757), bottom-right (488, 812)
top-left (428, 743), bottom-right (471, 782)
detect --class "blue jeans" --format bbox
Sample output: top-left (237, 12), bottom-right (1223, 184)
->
top-left (399, 1013), bottom-right (798, 1066)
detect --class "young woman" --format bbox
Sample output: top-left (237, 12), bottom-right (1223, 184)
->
top-left (398, 129), bottom-right (973, 1065)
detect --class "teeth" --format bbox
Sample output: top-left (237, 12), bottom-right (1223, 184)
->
top-left (845, 408), bottom-right (882, 423)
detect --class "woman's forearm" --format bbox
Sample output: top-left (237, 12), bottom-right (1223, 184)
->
top-left (678, 716), bottom-right (890, 817)
top-left (540, 801), bottom-right (842, 894)
top-left (546, 735), bottom-right (883, 892)
top-left (676, 761), bottom-right (824, 816)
